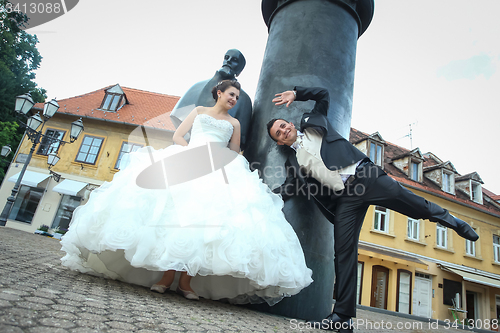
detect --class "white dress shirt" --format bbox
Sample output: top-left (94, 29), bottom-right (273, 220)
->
top-left (292, 129), bottom-right (361, 189)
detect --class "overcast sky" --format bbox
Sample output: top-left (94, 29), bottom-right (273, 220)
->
top-left (29, 0), bottom-right (500, 194)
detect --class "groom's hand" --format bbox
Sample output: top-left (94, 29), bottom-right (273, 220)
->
top-left (272, 90), bottom-right (296, 107)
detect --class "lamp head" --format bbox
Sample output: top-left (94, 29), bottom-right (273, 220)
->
top-left (1, 145), bottom-right (12, 157)
top-left (15, 93), bottom-right (35, 115)
top-left (70, 118), bottom-right (84, 143)
top-left (43, 98), bottom-right (59, 119)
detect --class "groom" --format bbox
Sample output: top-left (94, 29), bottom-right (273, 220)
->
top-left (267, 86), bottom-right (478, 331)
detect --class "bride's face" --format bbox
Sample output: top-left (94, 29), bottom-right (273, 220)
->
top-left (218, 87), bottom-right (240, 110)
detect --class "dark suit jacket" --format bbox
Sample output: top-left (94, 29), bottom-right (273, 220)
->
top-left (274, 86), bottom-right (367, 221)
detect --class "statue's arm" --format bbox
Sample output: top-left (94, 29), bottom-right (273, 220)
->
top-left (173, 81), bottom-right (207, 109)
top-left (229, 93), bottom-right (252, 147)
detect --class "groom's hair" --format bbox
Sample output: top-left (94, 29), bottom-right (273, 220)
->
top-left (266, 118), bottom-right (289, 142)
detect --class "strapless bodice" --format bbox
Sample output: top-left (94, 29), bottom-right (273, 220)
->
top-left (188, 114), bottom-right (234, 147)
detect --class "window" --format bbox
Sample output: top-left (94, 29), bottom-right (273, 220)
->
top-left (443, 278), bottom-right (462, 306)
top-left (410, 161), bottom-right (420, 181)
top-left (115, 142), bottom-right (143, 169)
top-left (8, 185), bottom-right (44, 223)
top-left (37, 129), bottom-right (65, 155)
top-left (494, 235), bottom-right (500, 263)
top-left (76, 135), bottom-right (104, 165)
top-left (465, 239), bottom-right (476, 256)
top-left (471, 182), bottom-right (483, 204)
top-left (442, 171), bottom-right (453, 194)
top-left (101, 93), bottom-right (122, 111)
top-left (436, 223), bottom-right (447, 248)
top-left (407, 218), bottom-right (420, 241)
top-left (374, 206), bottom-right (389, 232)
top-left (397, 270), bottom-right (412, 314)
top-left (51, 195), bottom-right (82, 230)
top-left (369, 142), bottom-right (383, 166)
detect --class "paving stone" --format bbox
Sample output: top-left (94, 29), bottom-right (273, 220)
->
top-left (38, 317), bottom-right (77, 328)
top-left (69, 328), bottom-right (103, 333)
top-left (77, 312), bottom-right (108, 322)
top-left (15, 301), bottom-right (50, 311)
top-left (24, 296), bottom-right (56, 305)
top-left (72, 320), bottom-right (109, 331)
top-left (107, 314), bottom-right (135, 323)
top-left (0, 227), bottom-right (479, 333)
top-left (0, 324), bottom-right (24, 333)
top-left (28, 327), bottom-right (69, 333)
top-left (106, 320), bottom-right (137, 330)
top-left (51, 304), bottom-right (79, 312)
top-left (0, 293), bottom-right (21, 301)
top-left (79, 306), bottom-right (109, 315)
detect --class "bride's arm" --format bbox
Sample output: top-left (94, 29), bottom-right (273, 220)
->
top-left (173, 108), bottom-right (200, 146)
top-left (228, 120), bottom-right (241, 153)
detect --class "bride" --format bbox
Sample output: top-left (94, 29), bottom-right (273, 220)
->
top-left (60, 80), bottom-right (313, 305)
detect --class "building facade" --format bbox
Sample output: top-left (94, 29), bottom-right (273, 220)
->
top-left (0, 84), bottom-right (179, 234)
top-left (350, 128), bottom-right (500, 324)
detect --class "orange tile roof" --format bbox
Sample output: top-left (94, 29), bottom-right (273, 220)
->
top-left (34, 85), bottom-right (180, 131)
top-left (349, 128), bottom-right (500, 217)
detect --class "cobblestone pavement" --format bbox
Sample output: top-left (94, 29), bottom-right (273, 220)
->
top-left (0, 227), bottom-right (485, 333)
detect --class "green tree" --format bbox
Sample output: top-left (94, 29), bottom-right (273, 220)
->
top-left (0, 0), bottom-right (46, 183)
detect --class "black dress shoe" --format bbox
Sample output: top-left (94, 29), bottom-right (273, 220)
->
top-left (453, 217), bottom-right (479, 241)
top-left (307, 312), bottom-right (353, 331)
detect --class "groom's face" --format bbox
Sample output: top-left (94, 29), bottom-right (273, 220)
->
top-left (270, 120), bottom-right (297, 146)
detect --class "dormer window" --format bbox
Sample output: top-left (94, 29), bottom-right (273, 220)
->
top-left (455, 172), bottom-right (483, 204)
top-left (471, 181), bottom-right (483, 204)
top-left (392, 148), bottom-right (423, 182)
top-left (102, 93), bottom-right (122, 111)
top-left (410, 159), bottom-right (421, 182)
top-left (442, 170), bottom-right (454, 194)
top-left (100, 84), bottom-right (126, 112)
top-left (370, 141), bottom-right (383, 167)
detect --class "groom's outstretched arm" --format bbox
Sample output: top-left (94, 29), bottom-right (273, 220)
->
top-left (294, 86), bottom-right (329, 117)
top-left (272, 86), bottom-right (329, 116)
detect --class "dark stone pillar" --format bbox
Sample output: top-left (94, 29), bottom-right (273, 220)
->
top-left (244, 0), bottom-right (374, 321)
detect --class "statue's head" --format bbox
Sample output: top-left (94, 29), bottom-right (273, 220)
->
top-left (217, 49), bottom-right (246, 79)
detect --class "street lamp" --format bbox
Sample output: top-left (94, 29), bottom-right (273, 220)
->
top-left (0, 94), bottom-right (84, 226)
top-left (1, 145), bottom-right (12, 158)
top-left (47, 152), bottom-right (61, 182)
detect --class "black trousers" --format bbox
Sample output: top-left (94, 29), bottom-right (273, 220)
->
top-left (331, 161), bottom-right (458, 317)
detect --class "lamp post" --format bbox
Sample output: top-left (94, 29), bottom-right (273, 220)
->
top-left (0, 94), bottom-right (84, 226)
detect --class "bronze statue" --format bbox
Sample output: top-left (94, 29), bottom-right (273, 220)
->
top-left (170, 49), bottom-right (252, 149)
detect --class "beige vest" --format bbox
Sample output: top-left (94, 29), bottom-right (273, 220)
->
top-left (296, 129), bottom-right (357, 191)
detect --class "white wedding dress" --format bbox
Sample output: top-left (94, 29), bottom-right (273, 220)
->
top-left (61, 113), bottom-right (313, 305)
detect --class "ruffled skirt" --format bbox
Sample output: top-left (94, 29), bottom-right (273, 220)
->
top-left (60, 145), bottom-right (313, 305)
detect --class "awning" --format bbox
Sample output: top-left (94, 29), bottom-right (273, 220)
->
top-left (8, 171), bottom-right (50, 187)
top-left (440, 265), bottom-right (500, 289)
top-left (52, 179), bottom-right (88, 196)
top-left (358, 243), bottom-right (428, 269)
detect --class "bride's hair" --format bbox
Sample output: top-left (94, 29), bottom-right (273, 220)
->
top-left (211, 80), bottom-right (241, 101)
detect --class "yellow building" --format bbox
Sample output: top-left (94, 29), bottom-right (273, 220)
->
top-left (350, 128), bottom-right (500, 325)
top-left (0, 84), bottom-right (179, 234)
